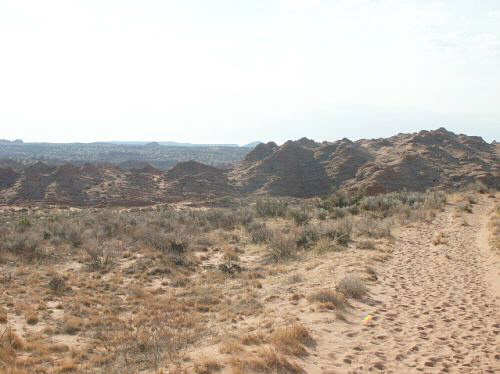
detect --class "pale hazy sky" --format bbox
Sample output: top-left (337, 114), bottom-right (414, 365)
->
top-left (0, 0), bottom-right (499, 144)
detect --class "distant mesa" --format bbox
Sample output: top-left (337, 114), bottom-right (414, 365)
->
top-left (0, 139), bottom-right (23, 144)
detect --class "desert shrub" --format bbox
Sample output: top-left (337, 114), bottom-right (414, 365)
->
top-left (266, 232), bottom-right (298, 262)
top-left (84, 240), bottom-right (117, 271)
top-left (329, 207), bottom-right (348, 219)
top-left (295, 224), bottom-right (320, 248)
top-left (356, 216), bottom-right (392, 238)
top-left (470, 181), bottom-right (489, 194)
top-left (336, 274), bottom-right (367, 299)
top-left (49, 220), bottom-right (85, 248)
top-left (202, 209), bottom-right (236, 231)
top-left (247, 222), bottom-right (272, 244)
top-left (324, 217), bottom-right (352, 245)
top-left (255, 198), bottom-right (288, 218)
top-left (457, 203), bottom-right (473, 213)
top-left (424, 191), bottom-right (447, 209)
top-left (314, 237), bottom-right (338, 253)
top-left (466, 194), bottom-right (478, 205)
top-left (235, 208), bottom-right (255, 227)
top-left (316, 192), bottom-right (362, 211)
top-left (316, 208), bottom-right (328, 220)
top-left (288, 209), bottom-right (310, 226)
top-left (133, 225), bottom-right (191, 257)
top-left (358, 191), bottom-right (446, 218)
top-left (48, 274), bottom-right (67, 294)
top-left (16, 217), bottom-right (31, 231)
top-left (4, 231), bottom-right (45, 260)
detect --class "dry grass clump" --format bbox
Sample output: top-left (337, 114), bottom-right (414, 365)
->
top-left (219, 338), bottom-right (244, 354)
top-left (25, 309), bottom-right (39, 325)
top-left (271, 324), bottom-right (313, 357)
top-left (62, 315), bottom-right (83, 335)
top-left (240, 332), bottom-right (266, 346)
top-left (0, 328), bottom-right (25, 368)
top-left (308, 289), bottom-right (348, 311)
top-left (0, 308), bottom-right (7, 324)
top-left (313, 237), bottom-right (337, 253)
top-left (357, 239), bottom-right (376, 250)
top-left (336, 274), bottom-right (368, 299)
top-left (490, 204), bottom-right (500, 251)
top-left (229, 347), bottom-right (304, 374)
top-left (194, 356), bottom-right (223, 373)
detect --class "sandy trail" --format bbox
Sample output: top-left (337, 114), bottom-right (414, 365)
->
top-left (303, 196), bottom-right (500, 373)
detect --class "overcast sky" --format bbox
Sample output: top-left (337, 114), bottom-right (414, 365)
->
top-left (0, 0), bottom-right (499, 144)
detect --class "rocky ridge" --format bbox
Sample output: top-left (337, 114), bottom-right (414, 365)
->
top-left (1, 128), bottom-right (498, 205)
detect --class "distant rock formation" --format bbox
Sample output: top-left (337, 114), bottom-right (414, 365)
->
top-left (0, 128), bottom-right (498, 205)
top-left (232, 128), bottom-right (499, 197)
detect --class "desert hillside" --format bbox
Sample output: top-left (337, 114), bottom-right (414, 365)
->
top-left (0, 186), bottom-right (498, 373)
top-left (1, 128), bottom-right (498, 206)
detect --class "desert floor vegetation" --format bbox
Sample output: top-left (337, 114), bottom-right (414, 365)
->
top-left (0, 188), bottom-right (496, 373)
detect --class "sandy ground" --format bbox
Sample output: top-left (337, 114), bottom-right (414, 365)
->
top-left (300, 195), bottom-right (500, 373)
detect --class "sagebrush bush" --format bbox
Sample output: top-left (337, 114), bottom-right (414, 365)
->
top-left (267, 232), bottom-right (298, 262)
top-left (255, 198), bottom-right (288, 218)
top-left (295, 224), bottom-right (320, 248)
top-left (356, 216), bottom-right (392, 238)
top-left (247, 222), bottom-right (272, 244)
top-left (288, 209), bottom-right (311, 226)
top-left (324, 217), bottom-right (352, 246)
top-left (48, 274), bottom-right (66, 294)
top-left (84, 240), bottom-right (117, 271)
top-left (336, 274), bottom-right (367, 299)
